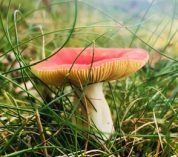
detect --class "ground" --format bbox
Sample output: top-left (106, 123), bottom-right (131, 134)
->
top-left (0, 0), bottom-right (178, 156)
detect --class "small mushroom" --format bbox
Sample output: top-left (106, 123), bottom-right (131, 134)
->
top-left (31, 48), bottom-right (149, 140)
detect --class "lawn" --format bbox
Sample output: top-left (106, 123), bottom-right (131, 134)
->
top-left (0, 0), bottom-right (178, 156)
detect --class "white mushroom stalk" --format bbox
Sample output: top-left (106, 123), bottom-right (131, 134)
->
top-left (82, 82), bottom-right (114, 140)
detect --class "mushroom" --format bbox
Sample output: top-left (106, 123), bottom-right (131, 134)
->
top-left (31, 48), bottom-right (149, 140)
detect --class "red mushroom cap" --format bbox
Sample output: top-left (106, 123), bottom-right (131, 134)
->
top-left (31, 48), bottom-right (149, 85)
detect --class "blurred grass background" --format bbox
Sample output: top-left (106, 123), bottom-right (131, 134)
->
top-left (0, 0), bottom-right (178, 156)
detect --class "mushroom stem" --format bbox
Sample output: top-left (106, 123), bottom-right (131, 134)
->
top-left (83, 82), bottom-right (115, 139)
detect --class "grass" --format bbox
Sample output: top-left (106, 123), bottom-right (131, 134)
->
top-left (0, 0), bottom-right (178, 156)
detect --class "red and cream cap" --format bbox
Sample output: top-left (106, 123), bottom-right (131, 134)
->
top-left (31, 48), bottom-right (149, 85)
